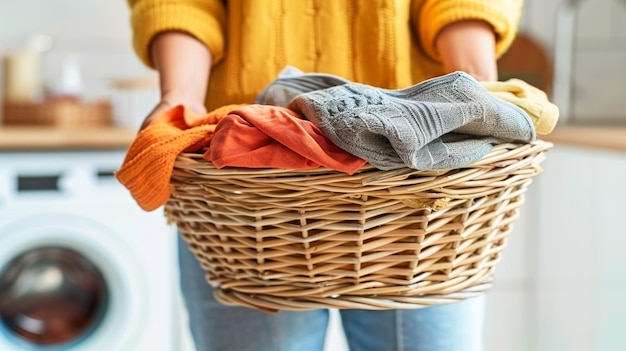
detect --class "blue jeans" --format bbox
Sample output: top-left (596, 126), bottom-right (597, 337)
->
top-left (178, 238), bottom-right (486, 351)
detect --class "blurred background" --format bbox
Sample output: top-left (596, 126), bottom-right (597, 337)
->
top-left (0, 1), bottom-right (625, 351)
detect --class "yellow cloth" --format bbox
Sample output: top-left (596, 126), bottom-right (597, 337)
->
top-left (127, 0), bottom-right (523, 111)
top-left (481, 79), bottom-right (560, 134)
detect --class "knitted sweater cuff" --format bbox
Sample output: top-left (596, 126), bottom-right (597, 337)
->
top-left (417, 0), bottom-right (522, 61)
top-left (129, 0), bottom-right (226, 68)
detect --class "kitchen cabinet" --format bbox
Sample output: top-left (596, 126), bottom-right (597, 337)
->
top-left (485, 124), bottom-right (626, 351)
top-left (532, 144), bottom-right (626, 351)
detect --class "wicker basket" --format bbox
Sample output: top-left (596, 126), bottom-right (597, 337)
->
top-left (165, 140), bottom-right (552, 312)
top-left (2, 100), bottom-right (112, 127)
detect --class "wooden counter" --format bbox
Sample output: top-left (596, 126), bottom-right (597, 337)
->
top-left (540, 124), bottom-right (626, 153)
top-left (1, 124), bottom-right (625, 152)
top-left (0, 126), bottom-right (136, 150)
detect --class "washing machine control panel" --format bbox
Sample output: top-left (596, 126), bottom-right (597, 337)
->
top-left (0, 150), bottom-right (126, 205)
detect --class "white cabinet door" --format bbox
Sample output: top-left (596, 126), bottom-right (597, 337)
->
top-left (534, 145), bottom-right (626, 351)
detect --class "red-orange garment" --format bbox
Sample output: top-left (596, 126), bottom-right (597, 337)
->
top-left (204, 105), bottom-right (367, 174)
top-left (115, 104), bottom-right (244, 211)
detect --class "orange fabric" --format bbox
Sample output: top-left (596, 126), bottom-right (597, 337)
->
top-left (115, 104), bottom-right (244, 211)
top-left (205, 105), bottom-right (366, 173)
top-left (116, 103), bottom-right (365, 212)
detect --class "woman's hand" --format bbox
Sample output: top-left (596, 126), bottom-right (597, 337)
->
top-left (139, 31), bottom-right (212, 131)
top-left (436, 20), bottom-right (498, 82)
top-left (140, 93), bottom-right (208, 131)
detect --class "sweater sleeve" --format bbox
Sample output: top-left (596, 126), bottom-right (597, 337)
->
top-left (412, 0), bottom-right (523, 62)
top-left (126, 0), bottom-right (226, 68)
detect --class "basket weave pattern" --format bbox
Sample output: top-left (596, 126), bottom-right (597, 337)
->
top-left (166, 140), bottom-right (552, 311)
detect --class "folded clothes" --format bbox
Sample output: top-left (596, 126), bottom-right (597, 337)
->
top-left (287, 71), bottom-right (535, 170)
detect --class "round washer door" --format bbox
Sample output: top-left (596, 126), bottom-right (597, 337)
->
top-left (0, 214), bottom-right (148, 351)
top-left (0, 247), bottom-right (108, 347)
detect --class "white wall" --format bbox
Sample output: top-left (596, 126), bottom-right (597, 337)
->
top-left (0, 0), bottom-right (155, 102)
top-left (522, 0), bottom-right (626, 123)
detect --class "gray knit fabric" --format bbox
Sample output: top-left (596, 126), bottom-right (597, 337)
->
top-left (286, 71), bottom-right (536, 170)
top-left (255, 66), bottom-right (349, 107)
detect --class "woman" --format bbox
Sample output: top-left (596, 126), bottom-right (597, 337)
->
top-left (126, 1), bottom-right (523, 350)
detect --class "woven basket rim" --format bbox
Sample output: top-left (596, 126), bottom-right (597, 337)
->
top-left (173, 140), bottom-right (552, 176)
top-left (167, 139), bottom-right (553, 311)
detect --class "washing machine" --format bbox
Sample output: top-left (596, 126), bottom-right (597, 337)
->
top-left (0, 149), bottom-right (191, 351)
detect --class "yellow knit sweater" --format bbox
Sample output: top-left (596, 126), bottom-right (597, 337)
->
top-left (127, 0), bottom-right (523, 111)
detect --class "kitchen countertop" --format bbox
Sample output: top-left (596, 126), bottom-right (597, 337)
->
top-left (540, 124), bottom-right (626, 153)
top-left (1, 124), bottom-right (625, 152)
top-left (0, 125), bottom-right (137, 150)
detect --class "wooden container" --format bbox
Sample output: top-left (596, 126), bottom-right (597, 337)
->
top-left (2, 100), bottom-right (113, 128)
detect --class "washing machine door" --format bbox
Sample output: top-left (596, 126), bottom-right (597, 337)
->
top-left (0, 213), bottom-right (148, 351)
top-left (0, 247), bottom-right (108, 347)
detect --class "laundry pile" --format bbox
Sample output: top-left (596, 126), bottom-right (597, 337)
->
top-left (116, 68), bottom-right (559, 211)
